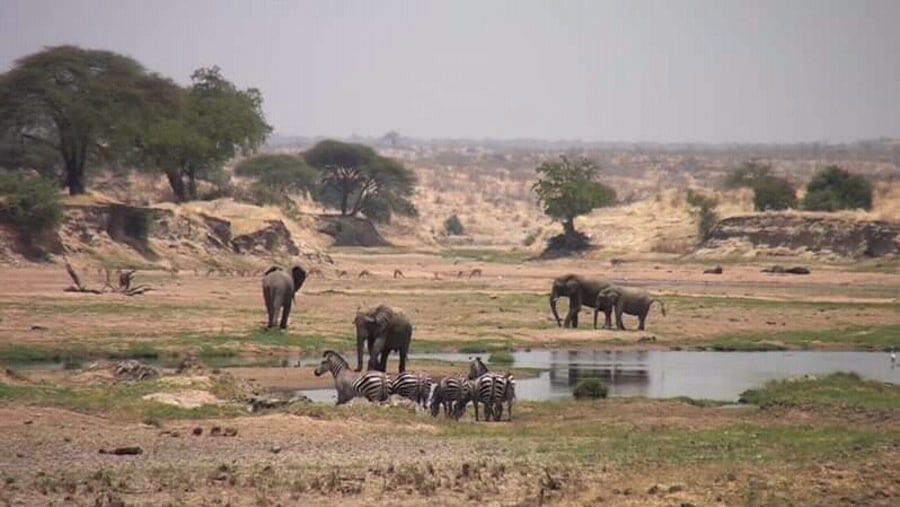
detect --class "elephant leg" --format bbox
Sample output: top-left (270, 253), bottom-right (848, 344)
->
top-left (279, 297), bottom-right (292, 329)
top-left (638, 311), bottom-right (646, 331)
top-left (398, 347), bottom-right (408, 373)
top-left (263, 290), bottom-right (275, 329)
top-left (379, 348), bottom-right (390, 373)
top-left (616, 304), bottom-right (626, 330)
top-left (604, 310), bottom-right (613, 329)
top-left (565, 295), bottom-right (582, 328)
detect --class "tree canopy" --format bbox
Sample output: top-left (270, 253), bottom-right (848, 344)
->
top-left (234, 153), bottom-right (318, 197)
top-left (531, 156), bottom-right (616, 237)
top-left (802, 166), bottom-right (873, 211)
top-left (0, 45), bottom-right (181, 195)
top-left (722, 160), bottom-right (771, 189)
top-left (752, 176), bottom-right (796, 211)
top-left (304, 140), bottom-right (417, 222)
top-left (143, 67), bottom-right (271, 201)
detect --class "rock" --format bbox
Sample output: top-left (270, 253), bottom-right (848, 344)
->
top-left (231, 220), bottom-right (300, 256)
top-left (647, 484), bottom-right (662, 495)
top-left (223, 427), bottom-right (238, 437)
top-left (93, 492), bottom-right (126, 507)
top-left (113, 360), bottom-right (158, 381)
top-left (192, 427), bottom-right (203, 436)
top-left (248, 393), bottom-right (311, 413)
top-left (703, 265), bottom-right (723, 274)
top-left (29, 325), bottom-right (47, 331)
top-left (210, 426), bottom-right (222, 437)
top-left (703, 214), bottom-right (900, 258)
top-left (785, 266), bottom-right (811, 275)
top-left (668, 483), bottom-right (686, 493)
top-left (99, 446), bottom-right (142, 456)
top-left (270, 445), bottom-right (282, 454)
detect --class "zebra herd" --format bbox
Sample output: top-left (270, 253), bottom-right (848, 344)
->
top-left (314, 351), bottom-right (516, 421)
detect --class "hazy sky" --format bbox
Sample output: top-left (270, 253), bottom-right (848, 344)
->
top-left (2, 0), bottom-right (899, 143)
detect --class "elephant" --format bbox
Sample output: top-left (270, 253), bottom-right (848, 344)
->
top-left (549, 274), bottom-right (613, 329)
top-left (354, 304), bottom-right (412, 373)
top-left (261, 265), bottom-right (307, 329)
top-left (595, 285), bottom-right (666, 331)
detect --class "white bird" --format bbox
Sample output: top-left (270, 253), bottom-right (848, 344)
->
top-left (891, 350), bottom-right (896, 363)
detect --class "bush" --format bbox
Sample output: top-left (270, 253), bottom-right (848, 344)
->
top-left (0, 172), bottom-right (63, 237)
top-left (752, 176), bottom-right (796, 211)
top-left (685, 190), bottom-right (719, 241)
top-left (361, 196), bottom-right (392, 224)
top-left (488, 351), bottom-right (514, 364)
top-left (573, 378), bottom-right (608, 400)
top-left (722, 161), bottom-right (770, 189)
top-left (802, 166), bottom-right (873, 211)
top-left (444, 214), bottom-right (465, 235)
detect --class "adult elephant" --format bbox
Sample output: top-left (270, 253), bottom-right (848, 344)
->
top-left (595, 285), bottom-right (666, 331)
top-left (549, 274), bottom-right (613, 328)
top-left (354, 305), bottom-right (412, 373)
top-left (261, 265), bottom-right (307, 330)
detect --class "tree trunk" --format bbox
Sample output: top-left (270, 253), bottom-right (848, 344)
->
top-left (339, 188), bottom-right (350, 216)
top-left (64, 157), bottom-right (85, 195)
top-left (164, 169), bottom-right (187, 203)
top-left (186, 168), bottom-right (198, 201)
top-left (563, 217), bottom-right (576, 237)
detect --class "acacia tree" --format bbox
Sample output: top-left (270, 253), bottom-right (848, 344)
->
top-left (0, 46), bottom-right (180, 195)
top-left (802, 166), bottom-right (873, 211)
top-left (532, 156), bottom-right (616, 240)
top-left (143, 67), bottom-right (271, 201)
top-left (304, 140), bottom-right (417, 222)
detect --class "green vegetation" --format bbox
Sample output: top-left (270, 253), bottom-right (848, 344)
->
top-left (443, 214), bottom-right (465, 236)
top-left (143, 67), bottom-right (271, 202)
top-left (722, 161), bottom-right (771, 189)
top-left (0, 171), bottom-right (63, 237)
top-left (685, 189), bottom-right (719, 241)
top-left (738, 372), bottom-right (900, 410)
top-left (304, 140), bottom-right (418, 222)
top-left (234, 153), bottom-right (318, 210)
top-left (487, 350), bottom-right (514, 364)
top-left (532, 156), bottom-right (616, 244)
top-left (572, 378), bottom-right (608, 399)
top-left (0, 46), bottom-right (181, 195)
top-left (751, 175), bottom-right (797, 211)
top-left (711, 323), bottom-right (900, 350)
top-left (0, 379), bottom-right (243, 421)
top-left (802, 165), bottom-right (873, 211)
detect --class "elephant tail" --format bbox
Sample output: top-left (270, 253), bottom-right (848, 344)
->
top-left (651, 299), bottom-right (666, 317)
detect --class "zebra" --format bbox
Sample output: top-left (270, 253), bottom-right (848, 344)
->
top-left (467, 356), bottom-right (489, 379)
top-left (314, 350), bottom-right (390, 405)
top-left (466, 372), bottom-right (516, 422)
top-left (389, 371), bottom-right (433, 409)
top-left (430, 375), bottom-right (469, 419)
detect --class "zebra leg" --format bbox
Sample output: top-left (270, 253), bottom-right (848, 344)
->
top-left (493, 402), bottom-right (503, 422)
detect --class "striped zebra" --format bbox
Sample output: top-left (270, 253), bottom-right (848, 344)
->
top-left (430, 374), bottom-right (469, 419)
top-left (466, 372), bottom-right (516, 421)
top-left (467, 356), bottom-right (489, 380)
top-left (389, 371), bottom-right (433, 409)
top-left (314, 350), bottom-right (390, 405)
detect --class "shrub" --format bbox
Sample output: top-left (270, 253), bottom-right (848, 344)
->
top-left (685, 189), bottom-right (719, 241)
top-left (802, 166), bottom-right (873, 211)
top-left (722, 161), bottom-right (771, 189)
top-left (573, 378), bottom-right (608, 400)
top-left (0, 172), bottom-right (63, 238)
top-left (751, 176), bottom-right (796, 211)
top-left (488, 351), bottom-right (514, 364)
top-left (361, 196), bottom-right (392, 224)
top-left (444, 214), bottom-right (465, 235)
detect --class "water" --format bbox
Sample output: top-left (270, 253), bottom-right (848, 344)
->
top-left (10, 349), bottom-right (897, 404)
top-left (300, 349), bottom-right (900, 403)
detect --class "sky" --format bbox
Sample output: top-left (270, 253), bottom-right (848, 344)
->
top-left (1, 0), bottom-right (899, 143)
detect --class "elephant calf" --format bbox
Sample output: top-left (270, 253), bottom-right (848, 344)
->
top-left (595, 285), bottom-right (666, 331)
top-left (354, 305), bottom-right (413, 373)
top-left (261, 265), bottom-right (307, 329)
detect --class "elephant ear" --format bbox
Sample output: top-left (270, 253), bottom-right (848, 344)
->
top-left (565, 278), bottom-right (581, 296)
top-left (291, 266), bottom-right (307, 292)
top-left (374, 307), bottom-right (391, 334)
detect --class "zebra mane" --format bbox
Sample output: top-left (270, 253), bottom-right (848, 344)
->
top-left (321, 349), bottom-right (349, 368)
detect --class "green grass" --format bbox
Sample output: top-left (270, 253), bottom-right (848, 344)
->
top-left (738, 371), bottom-right (900, 410)
top-left (488, 350), bottom-right (514, 364)
top-left (0, 378), bottom-right (244, 420)
top-left (711, 324), bottom-right (900, 350)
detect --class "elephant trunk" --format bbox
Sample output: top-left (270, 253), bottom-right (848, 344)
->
top-left (355, 336), bottom-right (364, 372)
top-left (549, 293), bottom-right (562, 327)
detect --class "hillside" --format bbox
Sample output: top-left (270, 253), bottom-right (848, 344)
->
top-left (2, 141), bottom-right (900, 267)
